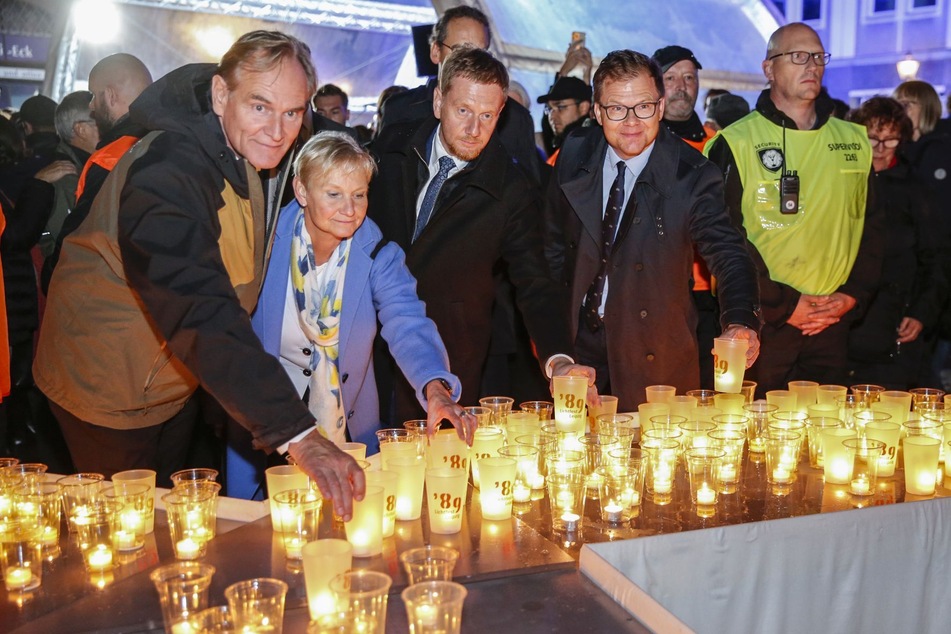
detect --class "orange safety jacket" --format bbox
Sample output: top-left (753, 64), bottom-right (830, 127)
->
top-left (74, 135), bottom-right (139, 202)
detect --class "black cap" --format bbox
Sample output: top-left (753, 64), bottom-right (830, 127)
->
top-left (18, 95), bottom-right (57, 128)
top-left (706, 94), bottom-right (750, 129)
top-left (652, 45), bottom-right (702, 73)
top-left (536, 77), bottom-right (592, 104)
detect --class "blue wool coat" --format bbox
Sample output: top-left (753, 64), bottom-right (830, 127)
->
top-left (226, 200), bottom-right (460, 498)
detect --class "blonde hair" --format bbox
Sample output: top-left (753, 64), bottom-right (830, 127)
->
top-left (894, 80), bottom-right (942, 136)
top-left (293, 131), bottom-right (376, 186)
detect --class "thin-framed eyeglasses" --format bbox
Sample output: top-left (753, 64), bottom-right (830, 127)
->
top-left (544, 101), bottom-right (581, 114)
top-left (599, 101), bottom-right (660, 121)
top-left (437, 41), bottom-right (463, 53)
top-left (868, 136), bottom-right (900, 149)
top-left (767, 51), bottom-right (832, 66)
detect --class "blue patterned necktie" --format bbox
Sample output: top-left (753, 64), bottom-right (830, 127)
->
top-left (414, 155), bottom-right (456, 241)
top-left (582, 160), bottom-right (627, 332)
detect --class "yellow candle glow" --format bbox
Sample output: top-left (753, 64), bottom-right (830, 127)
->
top-left (284, 536), bottom-right (304, 559)
top-left (749, 437), bottom-right (766, 453)
top-left (86, 546), bottom-right (113, 571)
top-left (561, 512), bottom-right (580, 531)
top-left (850, 477), bottom-right (870, 496)
top-left (513, 483), bottom-right (531, 503)
top-left (653, 462), bottom-right (673, 494)
top-left (718, 464), bottom-right (737, 483)
top-left (696, 484), bottom-right (716, 505)
top-left (113, 530), bottom-right (138, 551)
top-left (827, 459), bottom-right (852, 484)
top-left (4, 567), bottom-right (33, 590)
top-left (603, 502), bottom-right (624, 523)
top-left (772, 467), bottom-right (792, 484)
top-left (530, 473), bottom-right (546, 490)
top-left (175, 538), bottom-right (201, 560)
top-left (119, 509), bottom-right (144, 533)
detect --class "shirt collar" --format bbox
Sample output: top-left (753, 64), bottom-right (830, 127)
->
top-left (430, 125), bottom-right (470, 172)
top-left (604, 140), bottom-right (655, 182)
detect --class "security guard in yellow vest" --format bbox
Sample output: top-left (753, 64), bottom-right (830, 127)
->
top-left (706, 22), bottom-right (884, 395)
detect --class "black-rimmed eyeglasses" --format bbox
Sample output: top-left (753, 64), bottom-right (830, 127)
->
top-left (868, 136), bottom-right (900, 149)
top-left (767, 51), bottom-right (832, 66)
top-left (599, 101), bottom-right (660, 121)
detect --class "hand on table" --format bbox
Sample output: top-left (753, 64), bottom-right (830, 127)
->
top-left (425, 379), bottom-right (476, 446)
top-left (287, 430), bottom-right (365, 521)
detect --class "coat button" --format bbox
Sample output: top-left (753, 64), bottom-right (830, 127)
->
top-left (303, 369), bottom-right (312, 377)
top-left (640, 310), bottom-right (648, 318)
top-left (635, 263), bottom-right (643, 271)
top-left (347, 410), bottom-right (355, 419)
top-left (646, 354), bottom-right (655, 362)
top-left (568, 241), bottom-right (577, 249)
top-left (658, 230), bottom-right (665, 236)
top-left (341, 373), bottom-right (349, 383)
top-left (302, 348), bottom-right (311, 356)
top-left (633, 217), bottom-right (641, 224)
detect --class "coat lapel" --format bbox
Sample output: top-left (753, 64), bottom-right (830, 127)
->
top-left (560, 134), bottom-right (607, 245)
top-left (339, 226), bottom-right (372, 361)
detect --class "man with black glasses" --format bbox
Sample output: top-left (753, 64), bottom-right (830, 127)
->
top-left (706, 22), bottom-right (883, 394)
top-left (545, 49), bottom-right (760, 411)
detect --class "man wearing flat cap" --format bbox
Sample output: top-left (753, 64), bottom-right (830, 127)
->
top-left (537, 76), bottom-right (592, 164)
top-left (652, 45), bottom-right (720, 387)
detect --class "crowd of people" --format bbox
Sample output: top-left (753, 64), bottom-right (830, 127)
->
top-left (1, 7), bottom-right (950, 514)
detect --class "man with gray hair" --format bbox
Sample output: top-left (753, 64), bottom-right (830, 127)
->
top-left (36, 31), bottom-right (367, 519)
top-left (39, 90), bottom-right (100, 256)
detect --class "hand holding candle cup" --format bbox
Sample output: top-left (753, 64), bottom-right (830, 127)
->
top-left (552, 375), bottom-right (588, 434)
top-left (712, 337), bottom-right (749, 393)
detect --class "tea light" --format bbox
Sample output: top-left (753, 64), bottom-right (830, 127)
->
top-left (349, 529), bottom-right (371, 554)
top-left (481, 493), bottom-right (508, 520)
top-left (4, 567), bottom-right (33, 590)
top-left (285, 536), bottom-right (305, 560)
top-left (513, 483), bottom-right (531, 503)
top-left (555, 490), bottom-right (573, 509)
top-left (561, 512), bottom-right (580, 532)
top-left (696, 484), bottom-right (716, 505)
top-left (39, 526), bottom-right (58, 547)
top-left (827, 458), bottom-right (852, 485)
top-left (113, 530), bottom-right (138, 551)
top-left (917, 470), bottom-right (937, 492)
top-left (850, 477), bottom-right (871, 496)
top-left (119, 509), bottom-right (144, 534)
top-left (718, 464), bottom-right (737, 483)
top-left (175, 537), bottom-right (201, 560)
top-left (653, 475), bottom-right (672, 495)
top-left (278, 506), bottom-right (301, 533)
top-left (603, 503), bottom-right (623, 523)
top-left (772, 467), bottom-right (792, 484)
top-left (87, 545), bottom-right (113, 571)
top-left (530, 474), bottom-right (546, 490)
top-left (415, 602), bottom-right (439, 627)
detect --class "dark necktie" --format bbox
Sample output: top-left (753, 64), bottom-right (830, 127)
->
top-left (582, 160), bottom-right (627, 332)
top-left (414, 155), bottom-right (455, 241)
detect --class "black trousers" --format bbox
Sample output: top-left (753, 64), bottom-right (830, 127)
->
top-left (749, 320), bottom-right (850, 398)
top-left (50, 396), bottom-right (199, 488)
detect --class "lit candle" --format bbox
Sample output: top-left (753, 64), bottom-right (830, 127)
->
top-left (39, 526), bottom-right (58, 547)
top-left (749, 437), bottom-right (766, 453)
top-left (630, 490), bottom-right (641, 507)
top-left (850, 477), bottom-right (870, 496)
top-left (170, 622), bottom-right (195, 634)
top-left (4, 567), bottom-right (33, 590)
top-left (827, 459), bottom-right (852, 485)
top-left (696, 484), bottom-right (716, 505)
top-left (191, 526), bottom-right (212, 544)
top-left (86, 545), bottom-right (113, 571)
top-left (113, 530), bottom-right (138, 551)
top-left (284, 536), bottom-right (304, 559)
top-left (772, 467), bottom-right (791, 484)
top-left (349, 529), bottom-right (371, 555)
top-left (561, 512), bottom-right (580, 532)
top-left (0, 494), bottom-right (11, 517)
top-left (278, 507), bottom-right (301, 533)
top-left (554, 490), bottom-right (574, 510)
top-left (718, 464), bottom-right (737, 483)
top-left (603, 502), bottom-right (624, 523)
top-left (917, 470), bottom-right (937, 492)
top-left (415, 602), bottom-right (438, 627)
top-left (481, 492), bottom-right (510, 520)
top-left (513, 483), bottom-right (531, 503)
top-left (530, 473), bottom-right (546, 490)
top-left (119, 509), bottom-right (144, 534)
top-left (175, 538), bottom-right (201, 560)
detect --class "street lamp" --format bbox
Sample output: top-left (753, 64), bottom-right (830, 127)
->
top-left (896, 52), bottom-right (920, 82)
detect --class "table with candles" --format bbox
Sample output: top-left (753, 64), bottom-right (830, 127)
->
top-left (3, 383), bottom-right (951, 632)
